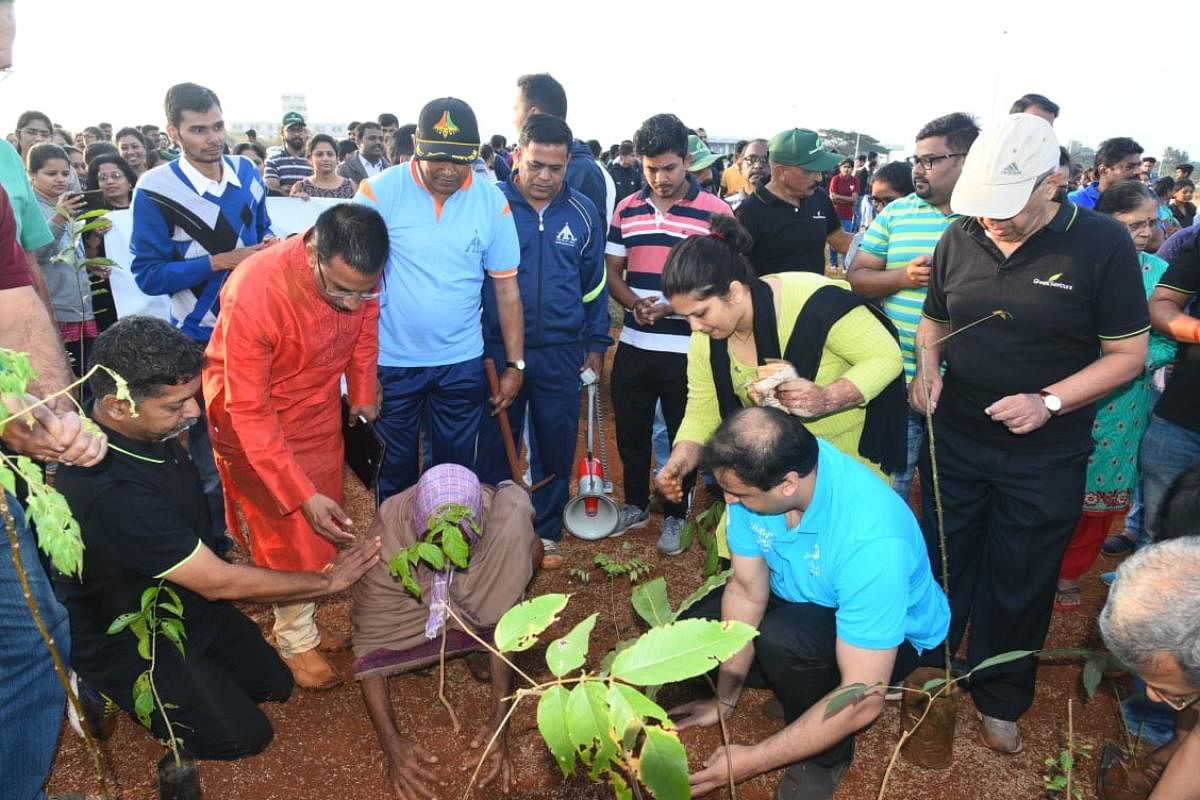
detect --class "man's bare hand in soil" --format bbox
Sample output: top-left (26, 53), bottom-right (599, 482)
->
top-left (467, 715), bottom-right (514, 793)
top-left (384, 736), bottom-right (441, 800)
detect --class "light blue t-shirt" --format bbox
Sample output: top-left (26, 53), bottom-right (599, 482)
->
top-left (354, 160), bottom-right (520, 368)
top-left (726, 440), bottom-right (949, 652)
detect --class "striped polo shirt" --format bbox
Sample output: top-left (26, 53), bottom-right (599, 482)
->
top-left (606, 176), bottom-right (732, 354)
top-left (858, 193), bottom-right (957, 380)
top-left (264, 152), bottom-right (312, 191)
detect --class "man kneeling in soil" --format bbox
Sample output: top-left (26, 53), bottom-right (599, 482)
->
top-left (352, 463), bottom-right (540, 799)
top-left (1099, 481), bottom-right (1200, 800)
top-left (56, 317), bottom-right (381, 759)
top-left (671, 407), bottom-right (950, 800)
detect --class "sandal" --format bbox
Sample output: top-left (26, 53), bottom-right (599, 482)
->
top-left (1102, 532), bottom-right (1137, 556)
top-left (1054, 585), bottom-right (1083, 612)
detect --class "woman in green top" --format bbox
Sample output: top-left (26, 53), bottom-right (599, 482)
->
top-left (1055, 182), bottom-right (1177, 610)
top-left (654, 214), bottom-right (905, 513)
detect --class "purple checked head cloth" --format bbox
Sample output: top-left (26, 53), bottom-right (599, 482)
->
top-left (411, 463), bottom-right (483, 544)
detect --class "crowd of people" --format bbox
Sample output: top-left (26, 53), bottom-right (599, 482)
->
top-left (0, 3), bottom-right (1197, 793)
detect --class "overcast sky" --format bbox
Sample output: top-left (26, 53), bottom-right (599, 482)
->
top-left (10, 0), bottom-right (1198, 160)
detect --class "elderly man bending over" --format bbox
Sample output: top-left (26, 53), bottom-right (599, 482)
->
top-left (352, 464), bottom-right (540, 800)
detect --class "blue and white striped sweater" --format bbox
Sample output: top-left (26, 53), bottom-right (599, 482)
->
top-left (130, 155), bottom-right (272, 342)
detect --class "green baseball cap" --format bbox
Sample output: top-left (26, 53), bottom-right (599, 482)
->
top-left (687, 134), bottom-right (720, 172)
top-left (282, 111), bottom-right (306, 129)
top-left (768, 128), bottom-right (843, 172)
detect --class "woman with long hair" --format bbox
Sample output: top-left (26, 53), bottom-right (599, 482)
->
top-left (82, 153), bottom-right (138, 331)
top-left (289, 134), bottom-right (354, 199)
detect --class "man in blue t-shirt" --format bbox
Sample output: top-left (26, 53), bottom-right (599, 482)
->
top-left (671, 407), bottom-right (948, 800)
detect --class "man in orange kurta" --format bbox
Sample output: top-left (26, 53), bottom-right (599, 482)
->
top-left (204, 204), bottom-right (388, 689)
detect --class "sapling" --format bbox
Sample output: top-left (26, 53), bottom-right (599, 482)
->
top-left (50, 206), bottom-right (117, 395)
top-left (0, 347), bottom-right (137, 798)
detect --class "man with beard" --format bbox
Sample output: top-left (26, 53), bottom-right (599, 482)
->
top-left (724, 138), bottom-right (768, 211)
top-left (848, 113), bottom-right (979, 500)
top-left (265, 111), bottom-right (313, 195)
top-left (131, 82), bottom-right (275, 542)
top-left (57, 316), bottom-right (380, 757)
top-left (339, 121), bottom-right (389, 188)
top-left (605, 113), bottom-right (732, 555)
top-left (735, 129), bottom-right (848, 275)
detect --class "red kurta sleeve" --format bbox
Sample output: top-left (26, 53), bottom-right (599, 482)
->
top-left (345, 298), bottom-right (379, 408)
top-left (213, 290), bottom-right (318, 516)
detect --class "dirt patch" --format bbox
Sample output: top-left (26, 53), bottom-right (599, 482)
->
top-left (47, 344), bottom-right (1127, 799)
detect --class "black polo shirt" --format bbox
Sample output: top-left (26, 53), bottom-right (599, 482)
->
top-left (1154, 225), bottom-right (1200, 432)
top-left (735, 184), bottom-right (840, 276)
top-left (54, 423), bottom-right (229, 676)
top-left (923, 202), bottom-right (1150, 447)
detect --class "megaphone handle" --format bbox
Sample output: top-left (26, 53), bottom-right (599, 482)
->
top-left (584, 381), bottom-right (596, 460)
top-left (593, 379), bottom-right (613, 492)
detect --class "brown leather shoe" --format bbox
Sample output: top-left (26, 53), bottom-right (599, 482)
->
top-left (316, 623), bottom-right (351, 653)
top-left (284, 647), bottom-right (342, 690)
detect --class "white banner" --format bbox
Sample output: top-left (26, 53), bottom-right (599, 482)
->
top-left (103, 196), bottom-right (347, 321)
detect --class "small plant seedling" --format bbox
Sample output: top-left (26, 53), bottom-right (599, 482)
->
top-left (594, 552), bottom-right (653, 583)
top-left (107, 580), bottom-right (189, 766)
top-left (679, 501), bottom-right (724, 578)
top-left (386, 502), bottom-right (477, 598)
top-left (567, 566), bottom-right (591, 584)
top-left (1042, 699), bottom-right (1091, 799)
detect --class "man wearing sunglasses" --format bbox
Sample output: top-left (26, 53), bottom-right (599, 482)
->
top-left (1101, 528), bottom-right (1200, 799)
top-left (203, 204), bottom-right (389, 690)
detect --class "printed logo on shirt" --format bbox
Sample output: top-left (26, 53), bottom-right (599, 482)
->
top-left (804, 543), bottom-right (821, 577)
top-left (1032, 271), bottom-right (1074, 291)
top-left (812, 211), bottom-right (827, 221)
top-left (466, 232), bottom-right (485, 255)
top-left (749, 520), bottom-right (775, 554)
top-left (554, 223), bottom-right (577, 248)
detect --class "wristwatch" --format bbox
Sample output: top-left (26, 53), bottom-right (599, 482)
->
top-left (506, 359), bottom-right (526, 371)
top-left (1038, 390), bottom-right (1062, 416)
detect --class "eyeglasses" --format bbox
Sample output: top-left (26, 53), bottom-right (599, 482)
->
top-left (743, 155), bottom-right (769, 166)
top-left (20, 126), bottom-right (51, 139)
top-left (871, 195), bottom-right (901, 209)
top-left (907, 153), bottom-right (967, 170)
top-left (1149, 687), bottom-right (1200, 712)
top-left (316, 258), bottom-right (382, 301)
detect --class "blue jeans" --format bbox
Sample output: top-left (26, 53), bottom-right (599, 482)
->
top-left (1140, 414), bottom-right (1200, 544)
top-left (891, 409), bottom-right (926, 502)
top-left (652, 401), bottom-right (670, 475)
top-left (0, 494), bottom-right (69, 800)
top-left (829, 218), bottom-right (855, 267)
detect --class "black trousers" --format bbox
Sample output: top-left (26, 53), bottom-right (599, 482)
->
top-left (80, 602), bottom-right (293, 760)
top-left (918, 418), bottom-right (1090, 720)
top-left (610, 342), bottom-right (694, 514)
top-left (683, 586), bottom-right (919, 771)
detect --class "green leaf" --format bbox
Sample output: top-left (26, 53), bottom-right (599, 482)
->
top-left (79, 257), bottom-right (116, 269)
top-left (1083, 655), bottom-right (1105, 699)
top-left (494, 593), bottom-right (570, 653)
top-left (824, 683), bottom-right (869, 716)
top-left (140, 586), bottom-right (160, 612)
top-left (160, 618), bottom-right (187, 658)
top-left (75, 208), bottom-right (110, 221)
top-left (546, 612), bottom-right (598, 678)
top-left (599, 637), bottom-right (637, 675)
top-left (566, 681), bottom-right (616, 780)
top-left (537, 685), bottom-right (576, 778)
top-left (107, 611), bottom-right (142, 636)
top-left (416, 541), bottom-right (445, 570)
top-left (631, 577), bottom-right (672, 628)
top-left (132, 671), bottom-right (154, 730)
top-left (969, 649), bottom-right (1037, 676)
top-left (0, 465), bottom-right (14, 495)
top-left (609, 618), bottom-right (757, 686)
top-left (387, 553), bottom-right (422, 599)
top-left (1061, 751), bottom-right (1074, 771)
top-left (76, 219), bottom-right (111, 235)
top-left (607, 683), bottom-right (672, 739)
top-left (611, 771), bottom-right (634, 800)
top-left (672, 569), bottom-right (732, 623)
top-left (921, 677), bottom-right (947, 693)
top-left (442, 526), bottom-right (469, 569)
top-left (638, 724), bottom-right (690, 800)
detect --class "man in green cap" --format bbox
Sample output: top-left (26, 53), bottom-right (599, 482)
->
top-left (687, 133), bottom-right (721, 194)
top-left (265, 111), bottom-right (312, 195)
top-left (735, 128), bottom-right (850, 276)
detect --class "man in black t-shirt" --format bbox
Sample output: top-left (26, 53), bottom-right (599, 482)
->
top-left (735, 128), bottom-right (849, 275)
top-left (1137, 224), bottom-right (1200, 545)
top-left (911, 114), bottom-right (1149, 754)
top-left (608, 139), bottom-right (642, 205)
top-left (56, 317), bottom-right (380, 760)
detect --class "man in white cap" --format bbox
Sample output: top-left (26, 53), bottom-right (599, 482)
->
top-left (909, 113), bottom-right (1150, 753)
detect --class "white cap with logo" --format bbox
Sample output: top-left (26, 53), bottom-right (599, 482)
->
top-left (951, 113), bottom-right (1060, 219)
